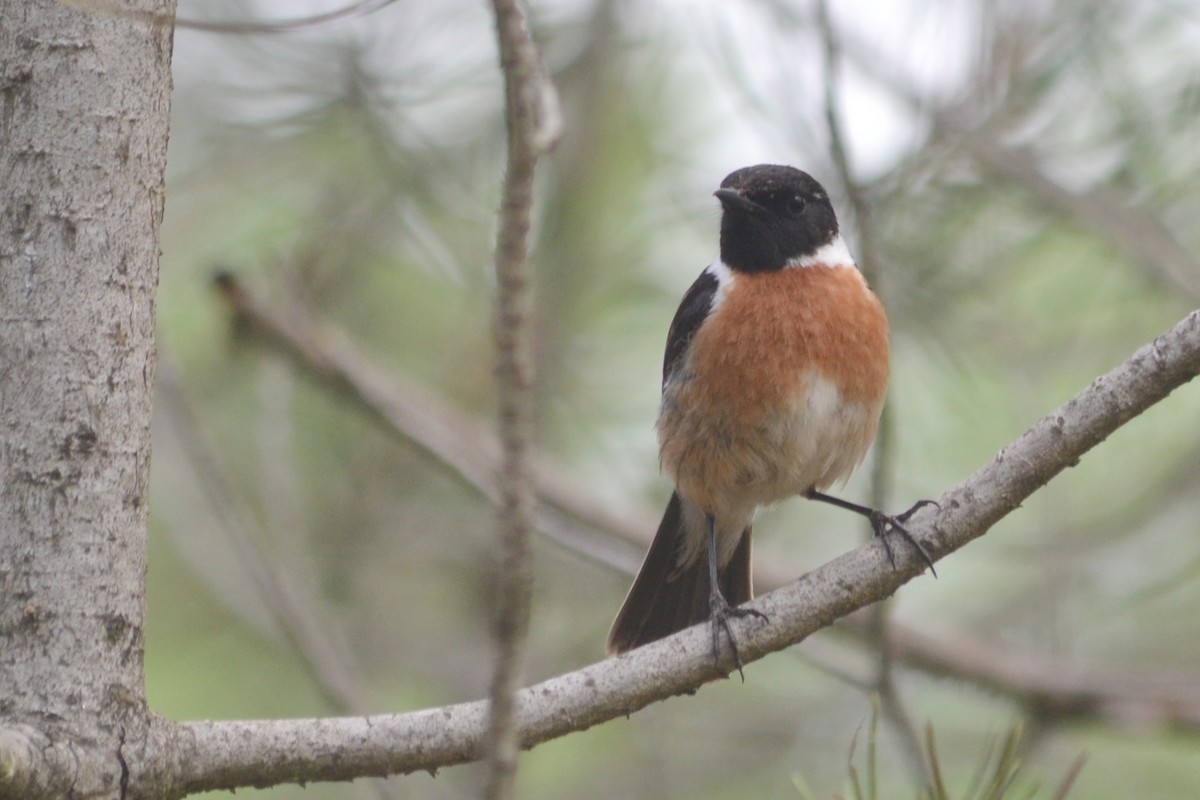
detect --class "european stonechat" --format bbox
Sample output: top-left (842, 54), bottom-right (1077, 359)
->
top-left (607, 164), bottom-right (933, 672)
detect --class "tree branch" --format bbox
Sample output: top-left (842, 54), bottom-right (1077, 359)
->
top-left (146, 309), bottom-right (1200, 794)
top-left (156, 353), bottom-right (369, 716)
top-left (814, 0), bottom-right (882, 286)
top-left (826, 24), bottom-right (1200, 303)
top-left (65, 0), bottom-right (401, 34)
top-left (880, 617), bottom-right (1200, 728)
top-left (483, 1), bottom-right (561, 797)
top-left (211, 273), bottom-right (1200, 737)
top-left (961, 136), bottom-right (1200, 302)
top-left (814, 4), bottom-right (932, 789)
top-left (210, 271), bottom-right (645, 573)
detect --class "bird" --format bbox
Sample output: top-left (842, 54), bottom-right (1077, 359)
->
top-left (606, 164), bottom-right (933, 674)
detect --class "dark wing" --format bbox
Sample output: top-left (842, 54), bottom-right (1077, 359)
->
top-left (662, 267), bottom-right (718, 391)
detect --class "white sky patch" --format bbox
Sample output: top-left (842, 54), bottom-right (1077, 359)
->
top-left (667, 0), bottom-right (977, 180)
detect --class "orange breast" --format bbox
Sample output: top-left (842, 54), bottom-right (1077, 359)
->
top-left (689, 265), bottom-right (888, 416)
top-left (657, 265), bottom-right (890, 518)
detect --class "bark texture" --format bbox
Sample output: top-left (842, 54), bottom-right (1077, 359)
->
top-left (0, 2), bottom-right (174, 797)
top-left (482, 0), bottom-right (561, 797)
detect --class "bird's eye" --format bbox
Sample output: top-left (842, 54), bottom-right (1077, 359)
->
top-left (785, 194), bottom-right (807, 215)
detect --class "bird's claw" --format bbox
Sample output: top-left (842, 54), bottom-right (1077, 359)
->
top-left (709, 595), bottom-right (769, 681)
top-left (871, 500), bottom-right (938, 577)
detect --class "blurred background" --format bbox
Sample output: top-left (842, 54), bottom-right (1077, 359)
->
top-left (150, 0), bottom-right (1200, 797)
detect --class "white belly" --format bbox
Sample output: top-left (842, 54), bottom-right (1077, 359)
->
top-left (658, 369), bottom-right (880, 565)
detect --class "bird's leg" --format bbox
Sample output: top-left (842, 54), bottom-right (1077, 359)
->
top-left (804, 490), bottom-right (938, 576)
top-left (705, 514), bottom-right (768, 681)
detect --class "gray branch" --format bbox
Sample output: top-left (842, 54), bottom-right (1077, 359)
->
top-left (131, 309), bottom-right (1199, 795)
top-left (483, 1), bottom-right (561, 798)
top-left (212, 272), bottom-right (1200, 735)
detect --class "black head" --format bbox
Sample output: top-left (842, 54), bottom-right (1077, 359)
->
top-left (715, 164), bottom-right (839, 273)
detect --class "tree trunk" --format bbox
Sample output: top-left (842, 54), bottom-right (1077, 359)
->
top-left (0, 2), bottom-right (174, 797)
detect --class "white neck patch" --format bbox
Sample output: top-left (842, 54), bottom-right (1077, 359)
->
top-left (786, 234), bottom-right (856, 270)
top-left (704, 258), bottom-right (735, 309)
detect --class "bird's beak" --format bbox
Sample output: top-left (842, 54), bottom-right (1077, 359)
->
top-left (714, 187), bottom-right (762, 214)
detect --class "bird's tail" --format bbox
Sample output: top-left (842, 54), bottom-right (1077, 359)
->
top-left (606, 491), bottom-right (752, 655)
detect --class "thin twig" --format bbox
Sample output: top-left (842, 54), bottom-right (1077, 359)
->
top-left (157, 353), bottom-right (367, 714)
top-left (963, 136), bottom-right (1200, 301)
top-left (63, 0), bottom-right (401, 35)
top-left (211, 272), bottom-right (650, 576)
top-left (814, 0), bottom-right (881, 285)
top-left (814, 2), bottom-right (931, 790)
top-left (155, 351), bottom-right (400, 800)
top-left (482, 1), bottom-right (562, 798)
top-left (823, 22), bottom-right (1200, 304)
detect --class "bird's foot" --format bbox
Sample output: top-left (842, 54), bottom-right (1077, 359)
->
top-left (709, 593), bottom-right (769, 682)
top-left (869, 499), bottom-right (938, 577)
